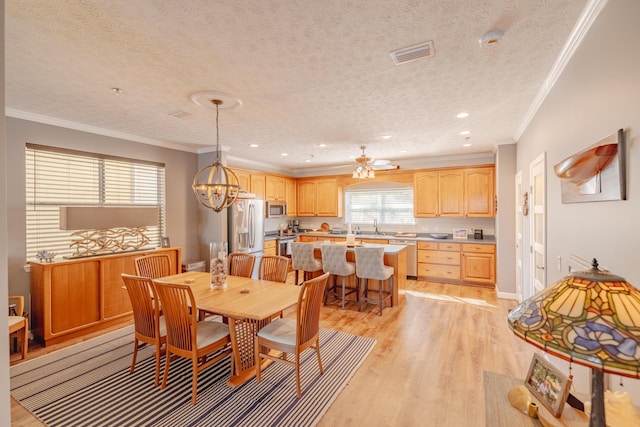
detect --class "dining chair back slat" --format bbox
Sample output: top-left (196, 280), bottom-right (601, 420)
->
top-left (135, 254), bottom-right (172, 279)
top-left (228, 252), bottom-right (256, 278)
top-left (258, 255), bottom-right (290, 283)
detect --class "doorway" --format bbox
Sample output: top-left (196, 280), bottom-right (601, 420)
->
top-left (528, 153), bottom-right (546, 298)
top-left (515, 171), bottom-right (523, 302)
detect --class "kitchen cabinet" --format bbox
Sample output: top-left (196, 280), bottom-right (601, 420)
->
top-left (297, 177), bottom-right (342, 217)
top-left (232, 168), bottom-right (251, 193)
top-left (413, 171), bottom-right (438, 217)
top-left (413, 166), bottom-right (494, 218)
top-left (465, 167), bottom-right (495, 217)
top-left (250, 174), bottom-right (266, 199)
top-left (413, 170), bottom-right (463, 217)
top-left (461, 243), bottom-right (495, 285)
top-left (265, 175), bottom-right (286, 201)
top-left (285, 178), bottom-right (297, 216)
top-left (29, 247), bottom-right (181, 346)
top-left (297, 180), bottom-right (316, 216)
top-left (264, 240), bottom-right (277, 256)
top-left (417, 241), bottom-right (461, 281)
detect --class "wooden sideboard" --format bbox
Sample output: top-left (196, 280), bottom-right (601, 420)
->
top-left (29, 247), bottom-right (181, 346)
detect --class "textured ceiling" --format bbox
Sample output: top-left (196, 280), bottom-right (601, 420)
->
top-left (5, 0), bottom-right (588, 175)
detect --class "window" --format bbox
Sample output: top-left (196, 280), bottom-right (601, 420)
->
top-left (25, 144), bottom-right (166, 259)
top-left (344, 184), bottom-right (414, 226)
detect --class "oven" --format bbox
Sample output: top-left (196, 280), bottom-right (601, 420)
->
top-left (277, 235), bottom-right (296, 258)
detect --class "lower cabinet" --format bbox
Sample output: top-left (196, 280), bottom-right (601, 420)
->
top-left (29, 247), bottom-right (181, 346)
top-left (418, 241), bottom-right (495, 287)
top-left (418, 242), bottom-right (461, 281)
top-left (461, 244), bottom-right (496, 285)
top-left (264, 240), bottom-right (277, 256)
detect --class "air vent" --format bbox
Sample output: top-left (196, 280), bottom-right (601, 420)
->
top-left (167, 110), bottom-right (192, 119)
top-left (389, 41), bottom-right (434, 65)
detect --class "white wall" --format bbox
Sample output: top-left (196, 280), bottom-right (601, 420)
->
top-left (495, 144), bottom-right (517, 296)
top-left (516, 0), bottom-right (640, 404)
top-left (2, 2), bottom-right (12, 423)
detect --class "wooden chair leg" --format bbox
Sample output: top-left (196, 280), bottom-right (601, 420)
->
top-left (161, 350), bottom-right (171, 389)
top-left (378, 279), bottom-right (383, 316)
top-left (154, 344), bottom-right (161, 387)
top-left (130, 339), bottom-right (139, 374)
top-left (191, 358), bottom-right (198, 405)
top-left (295, 270), bottom-right (299, 286)
top-left (21, 324), bottom-right (28, 359)
top-left (295, 351), bottom-right (302, 398)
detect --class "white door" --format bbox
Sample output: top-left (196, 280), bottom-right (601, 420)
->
top-left (529, 153), bottom-right (546, 298)
top-left (515, 171), bottom-right (523, 302)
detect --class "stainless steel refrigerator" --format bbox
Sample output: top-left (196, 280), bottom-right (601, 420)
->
top-left (228, 196), bottom-right (264, 278)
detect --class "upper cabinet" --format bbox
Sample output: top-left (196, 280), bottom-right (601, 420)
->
top-left (285, 178), bottom-right (297, 216)
top-left (250, 174), bottom-right (266, 199)
top-left (265, 175), bottom-right (286, 201)
top-left (233, 169), bottom-right (251, 193)
top-left (414, 166), bottom-right (494, 218)
top-left (413, 171), bottom-right (438, 217)
top-left (297, 177), bottom-right (342, 217)
top-left (464, 167), bottom-right (495, 217)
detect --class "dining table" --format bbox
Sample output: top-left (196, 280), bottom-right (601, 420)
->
top-left (155, 270), bottom-right (301, 387)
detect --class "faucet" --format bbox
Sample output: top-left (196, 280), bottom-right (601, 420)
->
top-left (373, 219), bottom-right (379, 234)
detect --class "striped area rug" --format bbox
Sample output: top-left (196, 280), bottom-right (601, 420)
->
top-left (11, 325), bottom-right (376, 426)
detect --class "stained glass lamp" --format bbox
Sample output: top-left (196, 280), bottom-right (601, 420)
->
top-left (507, 259), bottom-right (640, 427)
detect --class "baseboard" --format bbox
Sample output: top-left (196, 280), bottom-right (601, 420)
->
top-left (497, 290), bottom-right (519, 301)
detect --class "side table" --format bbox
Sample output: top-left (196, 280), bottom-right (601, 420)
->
top-left (484, 371), bottom-right (588, 427)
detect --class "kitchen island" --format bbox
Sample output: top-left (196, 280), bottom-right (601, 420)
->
top-left (297, 236), bottom-right (407, 306)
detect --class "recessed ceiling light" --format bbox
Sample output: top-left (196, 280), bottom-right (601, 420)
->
top-left (460, 131), bottom-right (471, 136)
top-left (281, 153), bottom-right (288, 157)
top-left (400, 150), bottom-right (408, 153)
top-left (317, 143), bottom-right (326, 148)
top-left (381, 135), bottom-right (392, 139)
top-left (249, 144), bottom-right (259, 148)
top-left (304, 159), bottom-right (311, 163)
top-left (463, 143), bottom-right (472, 147)
top-left (456, 112), bottom-right (469, 118)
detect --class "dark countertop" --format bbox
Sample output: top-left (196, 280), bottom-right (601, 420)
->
top-left (299, 232), bottom-right (496, 245)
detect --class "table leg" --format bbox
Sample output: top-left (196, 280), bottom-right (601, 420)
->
top-left (226, 317), bottom-right (271, 387)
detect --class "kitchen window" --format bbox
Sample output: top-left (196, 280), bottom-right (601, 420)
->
top-left (344, 184), bottom-right (414, 226)
top-left (25, 144), bottom-right (166, 259)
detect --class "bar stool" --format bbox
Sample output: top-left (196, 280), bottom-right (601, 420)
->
top-left (291, 242), bottom-right (323, 285)
top-left (354, 246), bottom-right (394, 315)
top-left (320, 244), bottom-right (358, 309)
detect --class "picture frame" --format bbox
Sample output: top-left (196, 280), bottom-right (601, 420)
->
top-left (452, 228), bottom-right (467, 240)
top-left (524, 354), bottom-right (572, 418)
top-left (161, 237), bottom-right (171, 248)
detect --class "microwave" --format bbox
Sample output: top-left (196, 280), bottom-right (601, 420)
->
top-left (266, 201), bottom-right (287, 218)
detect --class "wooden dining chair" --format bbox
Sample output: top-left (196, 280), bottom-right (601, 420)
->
top-left (154, 280), bottom-right (232, 405)
top-left (227, 252), bottom-right (256, 278)
top-left (8, 295), bottom-right (28, 360)
top-left (258, 255), bottom-right (290, 283)
top-left (255, 272), bottom-right (330, 398)
top-left (121, 273), bottom-right (166, 386)
top-left (135, 254), bottom-right (172, 279)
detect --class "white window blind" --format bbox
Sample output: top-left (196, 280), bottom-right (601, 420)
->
top-left (345, 187), bottom-right (415, 226)
top-left (25, 144), bottom-right (166, 259)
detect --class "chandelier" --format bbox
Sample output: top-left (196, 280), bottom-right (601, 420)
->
top-left (192, 99), bottom-right (241, 212)
top-left (352, 145), bottom-right (375, 179)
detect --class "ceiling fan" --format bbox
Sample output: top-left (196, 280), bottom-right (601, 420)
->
top-left (352, 145), bottom-right (397, 179)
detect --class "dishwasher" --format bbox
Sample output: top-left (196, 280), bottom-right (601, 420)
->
top-left (389, 240), bottom-right (417, 279)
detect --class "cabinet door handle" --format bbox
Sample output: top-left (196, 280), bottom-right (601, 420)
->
top-left (536, 265), bottom-right (545, 270)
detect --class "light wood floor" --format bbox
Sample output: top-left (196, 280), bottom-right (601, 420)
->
top-left (10, 277), bottom-right (536, 426)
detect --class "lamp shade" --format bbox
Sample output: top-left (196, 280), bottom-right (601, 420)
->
top-left (508, 259), bottom-right (640, 378)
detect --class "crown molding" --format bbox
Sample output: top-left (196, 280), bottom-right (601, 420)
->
top-left (513, 0), bottom-right (608, 141)
top-left (6, 108), bottom-right (200, 153)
